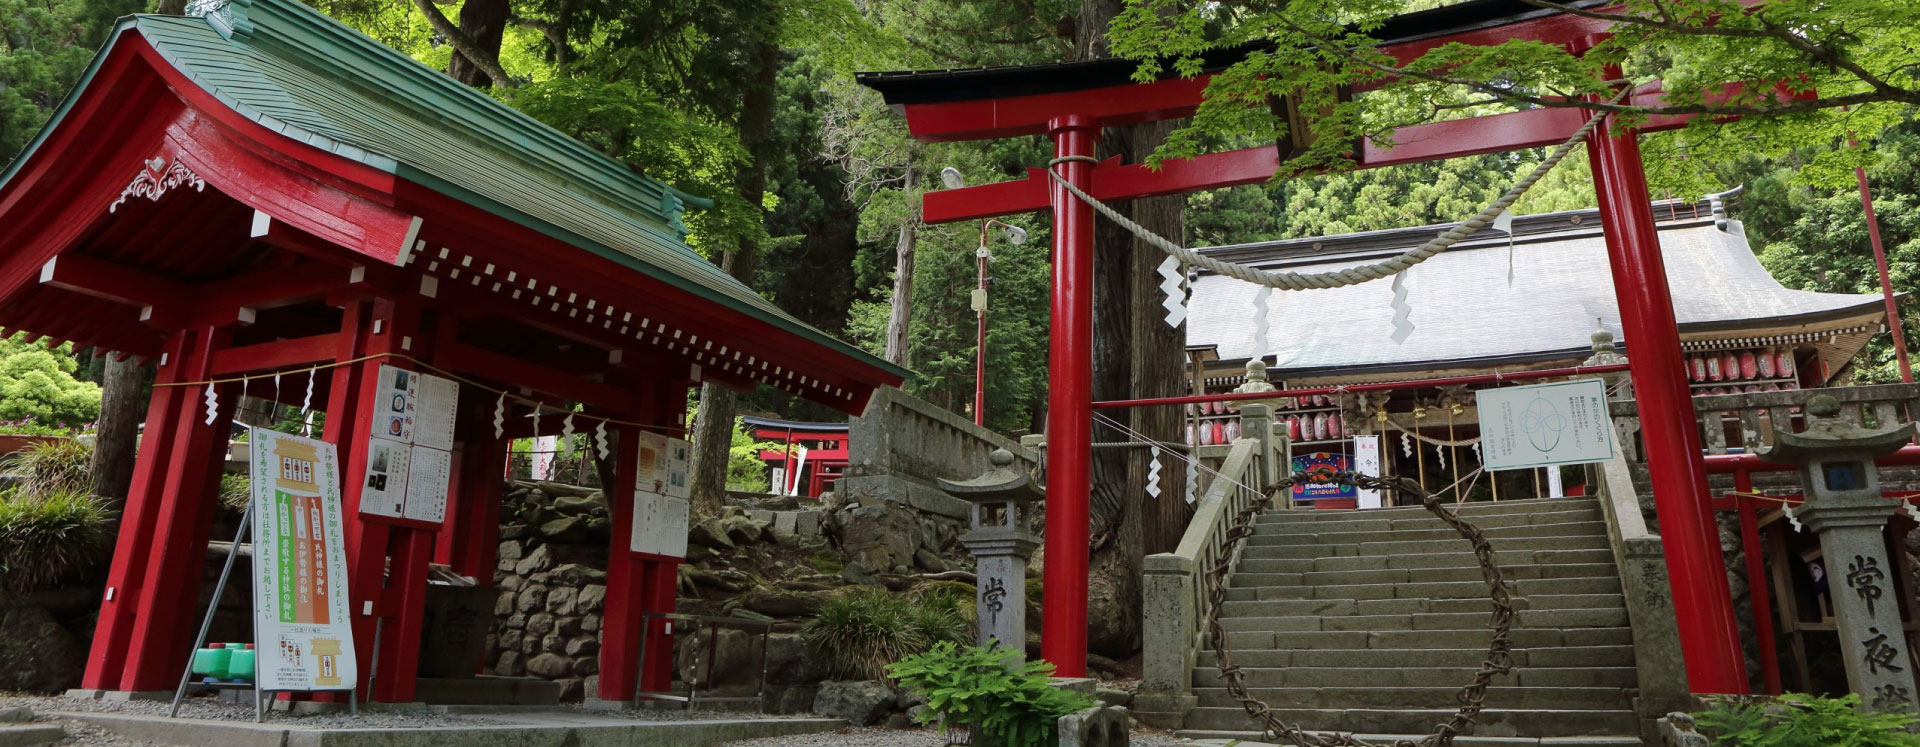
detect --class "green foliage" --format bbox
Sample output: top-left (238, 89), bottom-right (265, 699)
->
top-left (0, 335), bottom-right (100, 430)
top-left (888, 641), bottom-right (1095, 747)
top-left (1693, 693), bottom-right (1920, 746)
top-left (0, 489), bottom-right (113, 593)
top-left (4, 436), bottom-right (91, 497)
top-left (219, 473), bottom-right (251, 511)
top-left (1, 0), bottom-right (145, 164)
top-left (806, 548), bottom-right (845, 574)
top-left (802, 587), bottom-right (970, 681)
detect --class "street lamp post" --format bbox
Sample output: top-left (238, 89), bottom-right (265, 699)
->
top-left (971, 219), bottom-right (1027, 426)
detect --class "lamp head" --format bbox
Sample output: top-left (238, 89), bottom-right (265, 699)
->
top-left (939, 167), bottom-right (965, 190)
top-left (1003, 225), bottom-right (1028, 245)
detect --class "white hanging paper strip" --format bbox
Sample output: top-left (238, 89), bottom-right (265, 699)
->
top-left (1145, 450), bottom-right (1162, 499)
top-left (1435, 442), bottom-right (1447, 470)
top-left (1251, 286), bottom-right (1272, 359)
top-left (1785, 503), bottom-right (1803, 533)
top-left (1905, 500), bottom-right (1920, 525)
top-left (530, 409), bottom-right (541, 439)
top-left (1184, 464), bottom-right (1198, 505)
top-left (273, 373), bottom-right (281, 406)
top-left (1401, 431), bottom-right (1414, 458)
top-left (1389, 272), bottom-right (1414, 343)
top-left (1472, 442), bottom-right (1483, 464)
top-left (203, 383), bottom-right (218, 425)
top-left (492, 393), bottom-right (507, 439)
top-left (1492, 207), bottom-right (1517, 284)
top-left (1157, 256), bottom-right (1187, 327)
top-left (560, 413), bottom-right (576, 458)
top-left (595, 420), bottom-right (610, 460)
top-left (301, 366), bottom-right (316, 417)
top-left (303, 410), bottom-right (315, 437)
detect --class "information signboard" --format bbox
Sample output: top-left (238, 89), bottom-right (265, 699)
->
top-left (357, 364), bottom-right (458, 524)
top-left (1476, 378), bottom-right (1618, 471)
top-left (629, 431), bottom-right (692, 558)
top-left (249, 427), bottom-right (356, 692)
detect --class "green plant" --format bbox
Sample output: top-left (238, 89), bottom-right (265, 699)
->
top-left (806, 549), bottom-right (845, 575)
top-left (888, 641), bottom-right (1094, 747)
top-left (4, 437), bottom-right (92, 497)
top-left (0, 490), bottom-right (114, 593)
top-left (909, 582), bottom-right (976, 646)
top-left (803, 588), bottom-right (967, 681)
top-left (219, 473), bottom-right (252, 511)
top-left (1694, 693), bottom-right (1920, 746)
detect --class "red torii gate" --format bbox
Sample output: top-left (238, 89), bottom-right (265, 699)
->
top-left (860, 0), bottom-right (1749, 693)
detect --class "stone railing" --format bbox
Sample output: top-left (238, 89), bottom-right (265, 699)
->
top-left (840, 386), bottom-right (1038, 519)
top-left (1590, 452), bottom-right (1692, 741)
top-left (1609, 383), bottom-right (1920, 460)
top-left (1136, 404), bottom-right (1288, 728)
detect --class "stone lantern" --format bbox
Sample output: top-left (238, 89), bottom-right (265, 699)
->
top-left (937, 448), bottom-right (1041, 658)
top-left (1760, 394), bottom-right (1920, 713)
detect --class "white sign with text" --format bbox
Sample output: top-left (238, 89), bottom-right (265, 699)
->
top-left (1476, 379), bottom-right (1617, 471)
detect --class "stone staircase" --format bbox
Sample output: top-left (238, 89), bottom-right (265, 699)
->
top-left (1176, 496), bottom-right (1646, 746)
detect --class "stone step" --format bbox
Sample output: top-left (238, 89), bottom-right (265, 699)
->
top-left (1227, 576), bottom-right (1623, 601)
top-left (0, 725), bottom-right (65, 747)
top-left (1192, 685), bottom-right (1633, 709)
top-left (1247, 520), bottom-right (1610, 547)
top-left (1238, 536), bottom-right (1612, 562)
top-left (1218, 607), bottom-right (1631, 633)
top-left (1229, 626), bottom-right (1634, 651)
top-left (1180, 706), bottom-right (1641, 736)
top-left (1195, 645), bottom-right (1637, 669)
top-left (1219, 593), bottom-right (1625, 615)
top-left (1234, 563), bottom-right (1619, 587)
top-left (1257, 508), bottom-right (1604, 535)
top-left (1190, 665), bottom-right (1636, 689)
top-left (1180, 730), bottom-right (1642, 746)
top-left (1258, 497), bottom-right (1599, 524)
top-left (1229, 548), bottom-right (1616, 575)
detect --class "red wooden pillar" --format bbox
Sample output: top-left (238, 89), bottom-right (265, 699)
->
top-left (596, 375), bottom-right (684, 703)
top-left (437, 395), bottom-right (507, 581)
top-left (1041, 114), bottom-right (1098, 678)
top-left (83, 331), bottom-right (190, 691)
top-left (115, 326), bottom-right (237, 692)
top-left (1587, 110), bottom-right (1749, 694)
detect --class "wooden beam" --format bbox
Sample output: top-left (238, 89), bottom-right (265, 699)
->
top-left (208, 332), bottom-right (345, 376)
top-left (437, 340), bottom-right (632, 412)
top-left (39, 255), bottom-right (188, 308)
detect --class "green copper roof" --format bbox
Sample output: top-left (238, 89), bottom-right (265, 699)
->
top-left (3, 0), bottom-right (905, 382)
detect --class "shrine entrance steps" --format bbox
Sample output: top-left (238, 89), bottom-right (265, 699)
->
top-left (1175, 496), bottom-right (1646, 747)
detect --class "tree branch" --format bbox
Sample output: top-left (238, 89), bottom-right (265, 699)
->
top-left (411, 0), bottom-right (516, 89)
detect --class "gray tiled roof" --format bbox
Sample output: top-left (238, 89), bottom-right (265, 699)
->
top-left (1187, 216), bottom-right (1887, 376)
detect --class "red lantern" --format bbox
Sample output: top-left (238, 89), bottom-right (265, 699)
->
top-left (1757, 352), bottom-right (1775, 379)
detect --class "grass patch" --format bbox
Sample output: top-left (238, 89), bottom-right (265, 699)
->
top-left (0, 490), bottom-right (113, 593)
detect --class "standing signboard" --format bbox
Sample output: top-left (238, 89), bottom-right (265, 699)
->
top-left (1352, 436), bottom-right (1383, 509)
top-left (249, 427), bottom-right (357, 692)
top-left (356, 364), bottom-right (459, 524)
top-left (1476, 378), bottom-right (1618, 471)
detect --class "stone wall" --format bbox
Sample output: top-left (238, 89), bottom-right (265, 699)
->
top-left (840, 386), bottom-right (1037, 519)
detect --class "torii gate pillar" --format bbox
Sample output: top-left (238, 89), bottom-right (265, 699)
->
top-left (1042, 115), bottom-right (1099, 678)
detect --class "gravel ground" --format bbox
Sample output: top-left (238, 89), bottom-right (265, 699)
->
top-left (714, 724), bottom-right (1189, 747)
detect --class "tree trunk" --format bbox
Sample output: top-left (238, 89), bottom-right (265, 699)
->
top-left (1127, 119), bottom-right (1190, 557)
top-left (687, 41), bottom-right (779, 519)
top-left (155, 0), bottom-right (187, 15)
top-left (448, 0), bottom-right (510, 88)
top-left (883, 165), bottom-right (919, 367)
top-left (90, 356), bottom-right (146, 515)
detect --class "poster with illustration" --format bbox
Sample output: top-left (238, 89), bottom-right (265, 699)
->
top-left (633, 430), bottom-right (669, 495)
top-left (249, 427), bottom-right (356, 691)
top-left (664, 437), bottom-right (692, 499)
top-left (356, 365), bottom-right (458, 524)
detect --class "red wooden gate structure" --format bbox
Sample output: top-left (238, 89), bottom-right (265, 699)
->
top-left (860, 0), bottom-right (1750, 693)
top-left (0, 0), bottom-right (904, 703)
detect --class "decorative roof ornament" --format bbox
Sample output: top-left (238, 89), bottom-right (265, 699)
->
top-left (186, 0), bottom-right (252, 41)
top-left (109, 156), bottom-right (205, 214)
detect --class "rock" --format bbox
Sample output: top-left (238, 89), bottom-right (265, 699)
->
top-left (538, 516), bottom-right (591, 543)
top-left (527, 613), bottom-right (556, 636)
top-left (521, 634), bottom-right (541, 654)
top-left (840, 504), bottom-right (918, 572)
top-left (550, 563), bottom-right (608, 586)
top-left (556, 677), bottom-right (585, 703)
top-left (687, 543), bottom-right (716, 562)
top-left (0, 706), bottom-right (32, 723)
top-left (765, 633), bottom-right (826, 686)
top-left (516, 587), bottom-right (548, 613)
top-left (498, 540), bottom-right (525, 561)
top-left (770, 685), bottom-right (818, 715)
top-left (748, 509), bottom-right (776, 525)
top-left (586, 517), bottom-right (612, 540)
top-left (498, 523), bottom-right (531, 541)
top-left (1096, 688), bottom-right (1133, 708)
top-left (498, 630), bottom-right (523, 653)
top-left (526, 652), bottom-right (574, 679)
top-left (691, 518), bottom-right (734, 549)
top-left (581, 614), bottom-right (602, 633)
top-left (546, 587), bottom-right (579, 616)
top-left (684, 567), bottom-right (747, 593)
top-left (578, 585), bottom-right (607, 613)
top-left (842, 562), bottom-right (883, 588)
top-left (498, 575), bottom-right (525, 592)
top-left (552, 492), bottom-right (609, 516)
top-left (763, 496), bottom-right (800, 511)
top-left (494, 592), bottom-right (517, 616)
top-left (555, 616), bottom-right (584, 636)
top-left (738, 589), bottom-right (828, 619)
top-left (677, 628), bottom-right (756, 687)
top-left (504, 613), bottom-right (527, 629)
top-left (575, 656), bottom-right (599, 676)
top-left (496, 650), bottom-right (524, 676)
top-left (528, 481), bottom-right (599, 498)
top-left (583, 675), bottom-right (600, 699)
top-left (913, 549), bottom-right (949, 573)
top-left (884, 712), bottom-right (916, 730)
top-left (813, 680), bottom-right (896, 726)
top-left (565, 635), bottom-right (600, 657)
top-left (722, 515), bottom-right (767, 544)
top-left (515, 544), bottom-right (555, 575)
top-left (542, 634), bottom-right (566, 654)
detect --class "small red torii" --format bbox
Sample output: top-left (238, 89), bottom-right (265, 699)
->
top-left (860, 0), bottom-right (1750, 694)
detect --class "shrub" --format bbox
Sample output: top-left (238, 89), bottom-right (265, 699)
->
top-left (0, 490), bottom-right (114, 593)
top-left (5, 437), bottom-right (92, 497)
top-left (909, 582), bottom-right (976, 646)
top-left (219, 473), bottom-right (251, 511)
top-left (889, 641), bottom-right (1094, 747)
top-left (1694, 693), bottom-right (1920, 746)
top-left (806, 549), bottom-right (845, 575)
top-left (803, 587), bottom-right (972, 681)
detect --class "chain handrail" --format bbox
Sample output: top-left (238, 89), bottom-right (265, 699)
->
top-left (1203, 471), bottom-right (1516, 747)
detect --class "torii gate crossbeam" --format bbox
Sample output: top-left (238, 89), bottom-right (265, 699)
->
top-left (858, 0), bottom-right (1750, 695)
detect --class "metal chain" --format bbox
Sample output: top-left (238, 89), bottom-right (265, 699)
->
top-left (1203, 471), bottom-right (1516, 747)
top-left (1044, 89), bottom-right (1631, 292)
